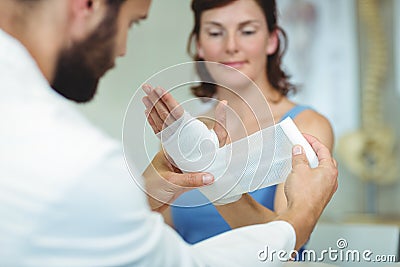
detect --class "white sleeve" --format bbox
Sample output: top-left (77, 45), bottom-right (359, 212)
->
top-left (16, 145), bottom-right (295, 267)
top-left (18, 146), bottom-right (200, 267)
top-left (193, 221), bottom-right (296, 267)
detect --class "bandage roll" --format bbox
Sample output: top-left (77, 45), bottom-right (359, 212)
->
top-left (280, 118), bottom-right (319, 168)
top-left (157, 112), bottom-right (318, 205)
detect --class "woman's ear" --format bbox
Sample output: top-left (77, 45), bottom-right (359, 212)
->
top-left (266, 29), bottom-right (279, 55)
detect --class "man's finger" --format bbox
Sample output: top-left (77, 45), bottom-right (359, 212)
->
top-left (303, 134), bottom-right (333, 167)
top-left (213, 100), bottom-right (228, 147)
top-left (168, 172), bottom-right (214, 188)
top-left (292, 145), bottom-right (309, 168)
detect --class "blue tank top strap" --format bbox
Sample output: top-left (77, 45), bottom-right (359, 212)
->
top-left (279, 105), bottom-right (313, 122)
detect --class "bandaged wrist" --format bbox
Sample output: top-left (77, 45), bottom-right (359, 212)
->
top-left (157, 112), bottom-right (227, 178)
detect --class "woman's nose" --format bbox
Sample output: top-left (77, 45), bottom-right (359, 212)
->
top-left (225, 34), bottom-right (239, 55)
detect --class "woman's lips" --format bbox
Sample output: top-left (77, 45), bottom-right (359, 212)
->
top-left (220, 61), bottom-right (247, 68)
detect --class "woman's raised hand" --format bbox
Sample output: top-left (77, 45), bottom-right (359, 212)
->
top-left (142, 84), bottom-right (184, 134)
top-left (142, 84), bottom-right (228, 148)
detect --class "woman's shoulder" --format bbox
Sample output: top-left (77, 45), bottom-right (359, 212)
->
top-left (293, 107), bottom-right (334, 151)
top-left (294, 108), bottom-right (330, 126)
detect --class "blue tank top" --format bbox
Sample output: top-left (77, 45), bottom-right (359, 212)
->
top-left (171, 105), bottom-right (312, 244)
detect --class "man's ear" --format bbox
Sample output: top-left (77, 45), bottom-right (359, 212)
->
top-left (68, 0), bottom-right (104, 40)
top-left (266, 29), bottom-right (279, 56)
top-left (70, 0), bottom-right (97, 20)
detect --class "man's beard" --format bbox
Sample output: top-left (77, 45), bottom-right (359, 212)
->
top-left (51, 7), bottom-right (119, 103)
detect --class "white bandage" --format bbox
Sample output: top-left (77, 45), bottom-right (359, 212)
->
top-left (157, 112), bottom-right (318, 205)
top-left (157, 112), bottom-right (228, 179)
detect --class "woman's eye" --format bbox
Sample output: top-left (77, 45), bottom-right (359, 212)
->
top-left (208, 31), bottom-right (223, 37)
top-left (241, 29), bottom-right (256, 35)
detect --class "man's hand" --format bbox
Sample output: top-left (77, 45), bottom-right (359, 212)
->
top-left (142, 151), bottom-right (214, 212)
top-left (278, 134), bottom-right (338, 249)
top-left (285, 134), bottom-right (338, 217)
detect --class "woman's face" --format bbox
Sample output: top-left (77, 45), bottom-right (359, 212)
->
top-left (197, 0), bottom-right (278, 87)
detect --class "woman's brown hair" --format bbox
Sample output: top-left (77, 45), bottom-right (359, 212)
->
top-left (188, 0), bottom-right (296, 100)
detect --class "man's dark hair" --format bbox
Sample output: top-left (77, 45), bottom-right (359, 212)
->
top-left (16, 0), bottom-right (126, 7)
top-left (106, 0), bottom-right (126, 6)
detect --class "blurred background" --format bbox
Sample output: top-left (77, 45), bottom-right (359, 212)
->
top-left (76, 0), bottom-right (399, 265)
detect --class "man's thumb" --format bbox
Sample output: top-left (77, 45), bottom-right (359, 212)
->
top-left (292, 145), bottom-right (309, 167)
top-left (170, 172), bottom-right (214, 187)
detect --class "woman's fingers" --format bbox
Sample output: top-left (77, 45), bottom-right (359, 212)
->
top-left (143, 96), bottom-right (164, 133)
top-left (154, 87), bottom-right (184, 120)
top-left (142, 85), bottom-right (176, 127)
top-left (145, 109), bottom-right (159, 134)
top-left (142, 84), bottom-right (152, 94)
top-left (149, 88), bottom-right (176, 126)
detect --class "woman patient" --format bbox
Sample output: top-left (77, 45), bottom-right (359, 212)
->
top-left (142, 0), bottom-right (333, 251)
